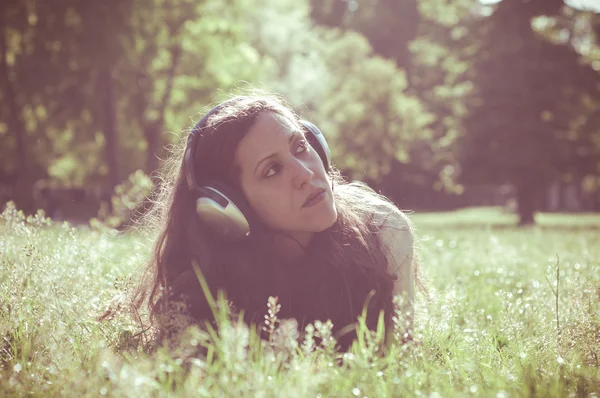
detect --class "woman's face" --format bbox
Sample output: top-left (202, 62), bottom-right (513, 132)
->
top-left (235, 111), bottom-right (337, 246)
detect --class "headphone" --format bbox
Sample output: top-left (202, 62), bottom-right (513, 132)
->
top-left (183, 99), bottom-right (332, 241)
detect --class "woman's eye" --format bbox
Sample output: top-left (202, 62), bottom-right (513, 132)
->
top-left (263, 141), bottom-right (309, 178)
top-left (264, 164), bottom-right (281, 178)
top-left (296, 140), bottom-right (309, 154)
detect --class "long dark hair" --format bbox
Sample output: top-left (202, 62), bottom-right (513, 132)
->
top-left (130, 94), bottom-right (422, 350)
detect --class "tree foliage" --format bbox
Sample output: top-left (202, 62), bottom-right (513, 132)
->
top-left (230, 0), bottom-right (433, 182)
top-left (312, 30), bottom-right (433, 181)
top-left (1, 0), bottom-right (599, 221)
top-left (0, 0), bottom-right (266, 211)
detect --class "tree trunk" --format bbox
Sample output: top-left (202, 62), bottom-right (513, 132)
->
top-left (144, 121), bottom-right (159, 176)
top-left (100, 67), bottom-right (120, 192)
top-left (516, 182), bottom-right (537, 225)
top-left (0, 13), bottom-right (33, 211)
top-left (144, 44), bottom-right (182, 177)
top-left (310, 0), bottom-right (348, 27)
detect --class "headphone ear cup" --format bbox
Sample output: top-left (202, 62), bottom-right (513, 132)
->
top-left (300, 120), bottom-right (331, 171)
top-left (195, 181), bottom-right (259, 240)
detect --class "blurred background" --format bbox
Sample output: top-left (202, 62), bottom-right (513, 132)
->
top-left (1, 0), bottom-right (599, 226)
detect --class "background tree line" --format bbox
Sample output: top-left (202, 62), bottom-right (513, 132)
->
top-left (1, 0), bottom-right (599, 224)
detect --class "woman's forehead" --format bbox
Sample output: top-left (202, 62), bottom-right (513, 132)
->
top-left (251, 112), bottom-right (299, 138)
top-left (236, 112), bottom-right (302, 162)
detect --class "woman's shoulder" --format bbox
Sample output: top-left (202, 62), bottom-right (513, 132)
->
top-left (339, 180), bottom-right (413, 234)
top-left (369, 197), bottom-right (413, 233)
top-left (369, 197), bottom-right (416, 304)
top-left (371, 200), bottom-right (414, 258)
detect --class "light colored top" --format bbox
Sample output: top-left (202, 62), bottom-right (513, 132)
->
top-left (372, 202), bottom-right (416, 317)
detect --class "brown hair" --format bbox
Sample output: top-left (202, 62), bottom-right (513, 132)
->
top-left (130, 94), bottom-right (422, 350)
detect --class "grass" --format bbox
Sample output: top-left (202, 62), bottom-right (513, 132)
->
top-left (1, 203), bottom-right (599, 397)
top-left (410, 206), bottom-right (600, 229)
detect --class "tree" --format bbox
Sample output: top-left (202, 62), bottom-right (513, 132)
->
top-left (118, 0), bottom-right (269, 177)
top-left (405, 0), bottom-right (482, 194)
top-left (0, 0), bottom-right (132, 209)
top-left (243, 0), bottom-right (433, 182)
top-left (0, 0), bottom-right (267, 214)
top-left (457, 0), bottom-right (600, 224)
top-left (312, 30), bottom-right (433, 182)
top-left (0, 5), bottom-right (31, 208)
top-left (310, 0), bottom-right (420, 72)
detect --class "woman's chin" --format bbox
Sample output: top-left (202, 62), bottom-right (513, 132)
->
top-left (315, 206), bottom-right (338, 232)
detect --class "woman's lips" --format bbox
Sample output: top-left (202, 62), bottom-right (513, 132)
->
top-left (303, 189), bottom-right (326, 207)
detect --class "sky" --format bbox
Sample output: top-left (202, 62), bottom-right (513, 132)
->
top-left (479, 0), bottom-right (600, 12)
top-left (565, 0), bottom-right (600, 12)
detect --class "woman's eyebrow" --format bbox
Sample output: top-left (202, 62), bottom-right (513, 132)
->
top-left (253, 131), bottom-right (303, 175)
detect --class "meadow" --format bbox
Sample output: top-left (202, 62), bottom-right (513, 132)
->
top-left (1, 203), bottom-right (599, 397)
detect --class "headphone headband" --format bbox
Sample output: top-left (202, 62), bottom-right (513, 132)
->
top-left (184, 99), bottom-right (240, 193)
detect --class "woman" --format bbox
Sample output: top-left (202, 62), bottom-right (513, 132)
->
top-left (131, 94), bottom-right (424, 351)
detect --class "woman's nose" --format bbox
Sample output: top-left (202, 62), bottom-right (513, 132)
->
top-left (291, 159), bottom-right (314, 189)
